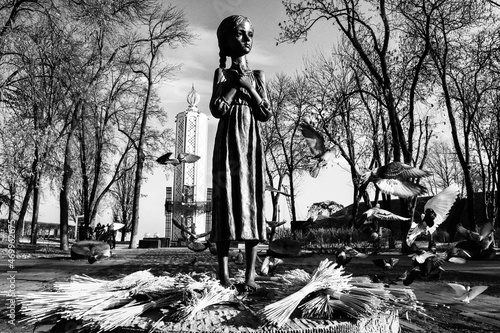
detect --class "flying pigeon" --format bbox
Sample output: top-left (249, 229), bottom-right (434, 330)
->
top-left (355, 206), bottom-right (411, 229)
top-left (403, 250), bottom-right (446, 285)
top-left (406, 184), bottom-right (460, 246)
top-left (456, 221), bottom-right (494, 250)
top-left (447, 283), bottom-right (488, 303)
top-left (171, 218), bottom-right (211, 252)
top-left (266, 221), bottom-right (286, 229)
top-left (299, 121), bottom-right (335, 178)
top-left (358, 161), bottom-right (431, 200)
top-left (265, 184), bottom-right (291, 197)
top-left (156, 152), bottom-right (200, 166)
top-left (172, 218), bottom-right (211, 241)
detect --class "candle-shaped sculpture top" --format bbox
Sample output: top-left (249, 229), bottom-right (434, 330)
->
top-left (186, 83), bottom-right (201, 112)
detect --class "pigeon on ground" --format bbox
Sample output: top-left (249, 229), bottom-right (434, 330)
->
top-left (299, 120), bottom-right (335, 178)
top-left (260, 256), bottom-right (283, 276)
top-left (88, 249), bottom-right (108, 264)
top-left (372, 258), bottom-right (400, 270)
top-left (406, 184), bottom-right (460, 247)
top-left (447, 283), bottom-right (488, 303)
top-left (372, 273), bottom-right (398, 285)
top-left (403, 249), bottom-right (467, 285)
top-left (188, 256), bottom-right (198, 266)
top-left (334, 247), bottom-right (367, 268)
top-left (72, 241), bottom-right (111, 264)
top-left (156, 152), bottom-right (200, 166)
top-left (403, 250), bottom-right (445, 285)
top-left (233, 249), bottom-right (244, 265)
top-left (358, 161), bottom-right (431, 200)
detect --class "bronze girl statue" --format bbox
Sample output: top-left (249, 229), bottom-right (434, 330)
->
top-left (210, 15), bottom-right (271, 291)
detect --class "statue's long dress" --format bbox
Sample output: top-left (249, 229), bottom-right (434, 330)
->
top-left (210, 68), bottom-right (271, 242)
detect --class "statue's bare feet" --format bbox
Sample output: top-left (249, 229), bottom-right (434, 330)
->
top-left (244, 280), bottom-right (260, 292)
top-left (220, 275), bottom-right (233, 288)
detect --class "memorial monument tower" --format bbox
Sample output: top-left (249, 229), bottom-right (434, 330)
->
top-left (164, 85), bottom-right (211, 244)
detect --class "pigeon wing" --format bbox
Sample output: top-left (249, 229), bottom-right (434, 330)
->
top-left (467, 286), bottom-right (488, 301)
top-left (111, 223), bottom-right (125, 231)
top-left (354, 212), bottom-right (369, 228)
top-left (156, 152), bottom-right (175, 164)
top-left (411, 251), bottom-right (436, 264)
top-left (378, 162), bottom-right (431, 179)
top-left (260, 256), bottom-right (271, 275)
top-left (309, 162), bottom-right (322, 178)
top-left (406, 221), bottom-right (427, 246)
top-left (372, 258), bottom-right (387, 269)
top-left (193, 230), bottom-right (212, 240)
top-left (178, 152), bottom-right (201, 163)
top-left (268, 258), bottom-right (283, 275)
top-left (346, 247), bottom-right (367, 258)
top-left (171, 218), bottom-right (195, 238)
top-left (265, 185), bottom-right (291, 197)
top-left (390, 258), bottom-right (399, 267)
top-left (456, 224), bottom-right (480, 241)
top-left (299, 122), bottom-right (326, 157)
top-left (447, 256), bottom-right (467, 264)
top-left (478, 221), bottom-right (494, 240)
top-left (266, 221), bottom-right (286, 228)
top-left (448, 283), bottom-right (467, 297)
top-left (375, 178), bottom-right (427, 198)
top-left (373, 208), bottom-right (411, 221)
top-left (424, 184), bottom-right (460, 229)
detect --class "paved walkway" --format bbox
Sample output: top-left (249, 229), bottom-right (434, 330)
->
top-left (2, 243), bottom-right (500, 332)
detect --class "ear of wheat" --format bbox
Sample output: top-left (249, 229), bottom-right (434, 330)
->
top-left (18, 270), bottom-right (231, 331)
top-left (258, 259), bottom-right (352, 328)
top-left (173, 279), bottom-right (236, 321)
top-left (89, 297), bottom-right (174, 332)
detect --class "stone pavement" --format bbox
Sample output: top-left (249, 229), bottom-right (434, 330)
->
top-left (2, 243), bottom-right (500, 332)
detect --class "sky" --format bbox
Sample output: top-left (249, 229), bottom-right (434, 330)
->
top-left (14, 0), bottom-right (355, 240)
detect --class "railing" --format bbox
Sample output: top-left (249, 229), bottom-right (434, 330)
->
top-left (165, 200), bottom-right (212, 213)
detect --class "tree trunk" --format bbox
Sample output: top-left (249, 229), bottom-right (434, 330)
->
top-left (15, 182), bottom-right (33, 243)
top-left (129, 80), bottom-right (152, 249)
top-left (7, 183), bottom-right (16, 222)
top-left (59, 106), bottom-right (79, 250)
top-left (59, 151), bottom-right (73, 249)
top-left (30, 175), bottom-right (40, 245)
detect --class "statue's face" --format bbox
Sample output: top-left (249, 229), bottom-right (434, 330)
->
top-left (227, 20), bottom-right (253, 57)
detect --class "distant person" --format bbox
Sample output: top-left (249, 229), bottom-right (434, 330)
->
top-left (85, 225), bottom-right (94, 240)
top-left (107, 223), bottom-right (116, 249)
top-left (95, 223), bottom-right (104, 239)
top-left (210, 15), bottom-right (271, 291)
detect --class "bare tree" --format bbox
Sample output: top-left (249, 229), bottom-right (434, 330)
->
top-left (126, 4), bottom-right (194, 249)
top-left (262, 73), bottom-right (292, 222)
top-left (278, 1), bottom-right (439, 251)
top-left (109, 155), bottom-right (135, 241)
top-left (57, 0), bottom-right (160, 249)
top-left (421, 0), bottom-right (499, 228)
top-left (263, 73), bottom-right (313, 224)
